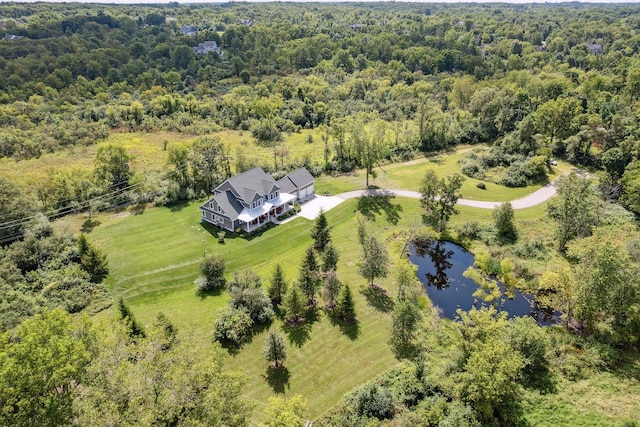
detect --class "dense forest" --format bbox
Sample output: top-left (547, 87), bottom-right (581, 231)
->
top-left (1, 2), bottom-right (640, 426)
top-left (2, 1), bottom-right (640, 233)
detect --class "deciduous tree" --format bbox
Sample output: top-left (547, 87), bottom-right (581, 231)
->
top-left (493, 202), bottom-right (517, 243)
top-left (94, 145), bottom-right (132, 190)
top-left (0, 309), bottom-right (94, 427)
top-left (546, 172), bottom-right (599, 251)
top-left (358, 235), bottom-right (389, 287)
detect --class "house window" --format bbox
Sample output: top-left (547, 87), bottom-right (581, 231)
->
top-left (275, 191), bottom-right (279, 197)
top-left (217, 205), bottom-right (221, 212)
top-left (209, 203), bottom-right (213, 208)
top-left (202, 211), bottom-right (206, 217)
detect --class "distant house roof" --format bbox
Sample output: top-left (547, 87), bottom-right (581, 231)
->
top-left (192, 40), bottom-right (223, 56)
top-left (180, 25), bottom-right (198, 36)
top-left (239, 19), bottom-right (254, 26)
top-left (586, 42), bottom-right (603, 54)
top-left (276, 168), bottom-right (314, 194)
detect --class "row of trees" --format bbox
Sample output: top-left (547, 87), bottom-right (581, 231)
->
top-left (3, 3), bottom-right (640, 217)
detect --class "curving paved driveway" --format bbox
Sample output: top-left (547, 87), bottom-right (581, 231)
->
top-left (295, 181), bottom-right (557, 220)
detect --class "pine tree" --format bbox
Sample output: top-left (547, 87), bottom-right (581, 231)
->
top-left (323, 243), bottom-right (339, 273)
top-left (298, 246), bottom-right (320, 306)
top-left (267, 263), bottom-right (288, 305)
top-left (81, 244), bottom-right (109, 283)
top-left (336, 284), bottom-right (355, 321)
top-left (263, 329), bottom-right (287, 369)
top-left (77, 233), bottom-right (89, 257)
top-left (117, 297), bottom-right (145, 338)
top-left (283, 284), bottom-right (305, 324)
top-left (311, 208), bottom-right (331, 251)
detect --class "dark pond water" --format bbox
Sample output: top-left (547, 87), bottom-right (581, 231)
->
top-left (408, 240), bottom-right (557, 325)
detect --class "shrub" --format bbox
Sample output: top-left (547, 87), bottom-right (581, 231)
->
top-left (213, 306), bottom-right (253, 343)
top-left (501, 161), bottom-right (529, 187)
top-left (456, 221), bottom-right (481, 240)
top-left (196, 254), bottom-right (226, 291)
top-left (353, 383), bottom-right (394, 420)
top-left (461, 160), bottom-right (485, 179)
top-left (217, 231), bottom-right (226, 244)
top-left (476, 182), bottom-right (486, 190)
top-left (228, 270), bottom-right (275, 323)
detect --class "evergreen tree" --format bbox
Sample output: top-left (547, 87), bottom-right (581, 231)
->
top-left (311, 208), bottom-right (331, 251)
top-left (283, 284), bottom-right (305, 324)
top-left (336, 284), bottom-right (356, 321)
top-left (298, 246), bottom-right (320, 306)
top-left (267, 263), bottom-right (288, 305)
top-left (263, 329), bottom-right (287, 369)
top-left (117, 297), bottom-right (145, 338)
top-left (323, 243), bottom-right (339, 272)
top-left (77, 233), bottom-right (89, 257)
top-left (80, 244), bottom-right (109, 283)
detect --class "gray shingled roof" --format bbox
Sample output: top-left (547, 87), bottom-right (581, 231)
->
top-left (276, 176), bottom-right (296, 194)
top-left (201, 189), bottom-right (245, 221)
top-left (285, 168), bottom-right (314, 188)
top-left (216, 167), bottom-right (277, 205)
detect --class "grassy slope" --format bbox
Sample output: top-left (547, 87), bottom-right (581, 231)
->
top-left (77, 197), bottom-right (427, 421)
top-left (54, 145), bottom-right (637, 424)
top-left (315, 149), bottom-right (573, 201)
top-left (0, 128), bottom-right (326, 190)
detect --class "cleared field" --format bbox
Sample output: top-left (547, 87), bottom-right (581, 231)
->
top-left (75, 196), bottom-right (430, 421)
top-left (316, 150), bottom-right (572, 202)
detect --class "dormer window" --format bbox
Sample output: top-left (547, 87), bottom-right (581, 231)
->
top-left (217, 205), bottom-right (221, 212)
top-left (275, 191), bottom-right (279, 198)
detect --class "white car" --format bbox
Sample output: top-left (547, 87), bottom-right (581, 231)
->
top-left (550, 159), bottom-right (558, 166)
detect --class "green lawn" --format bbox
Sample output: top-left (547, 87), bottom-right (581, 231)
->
top-left (316, 149), bottom-right (571, 202)
top-left (67, 182), bottom-right (640, 425)
top-left (80, 196), bottom-right (432, 422)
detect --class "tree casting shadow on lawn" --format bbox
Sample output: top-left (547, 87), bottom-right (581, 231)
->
top-left (196, 286), bottom-right (223, 301)
top-left (361, 285), bottom-right (394, 313)
top-left (81, 219), bottom-right (101, 233)
top-left (219, 321), bottom-right (271, 356)
top-left (329, 315), bottom-right (360, 341)
top-left (357, 195), bottom-right (403, 225)
top-left (281, 309), bottom-right (319, 348)
top-left (264, 366), bottom-right (290, 394)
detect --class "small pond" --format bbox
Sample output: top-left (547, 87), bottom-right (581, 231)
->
top-left (408, 240), bottom-right (557, 325)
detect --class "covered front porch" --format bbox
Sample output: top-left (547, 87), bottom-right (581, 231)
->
top-left (236, 193), bottom-right (296, 233)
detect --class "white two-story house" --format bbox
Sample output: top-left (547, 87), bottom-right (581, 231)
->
top-left (200, 167), bottom-right (314, 233)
